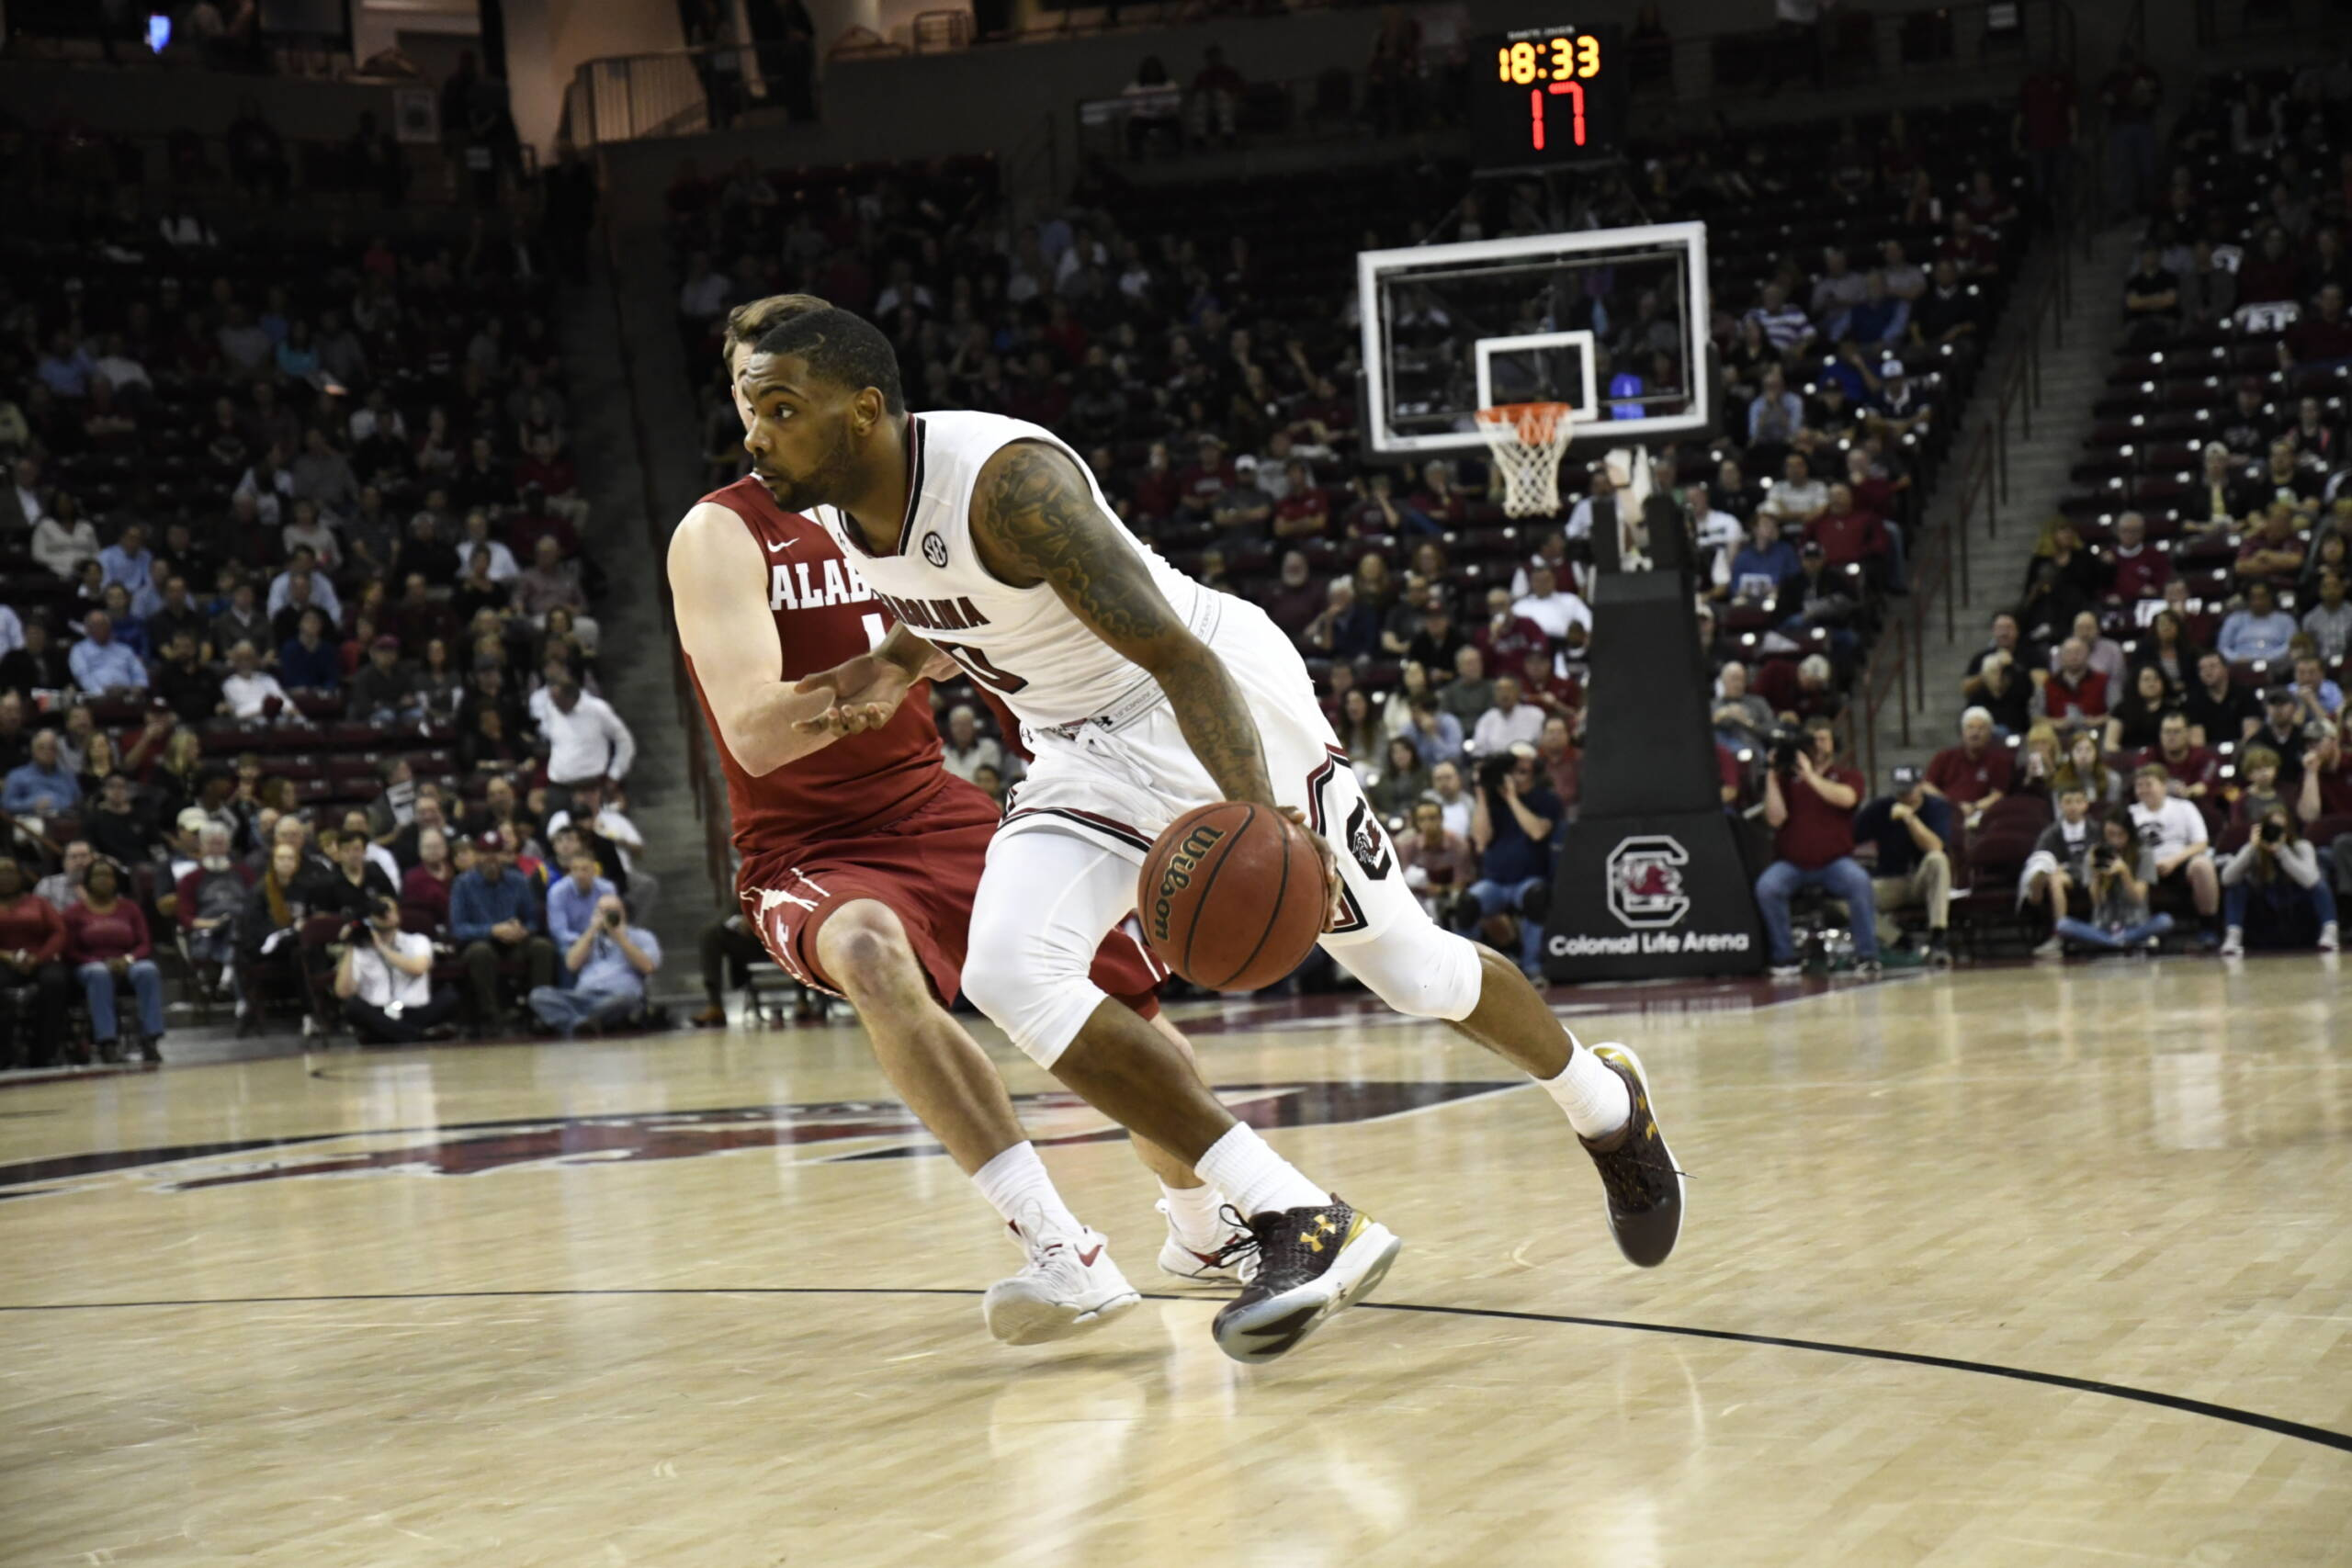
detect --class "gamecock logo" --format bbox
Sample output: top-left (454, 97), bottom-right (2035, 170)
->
top-left (1606, 835), bottom-right (1690, 930)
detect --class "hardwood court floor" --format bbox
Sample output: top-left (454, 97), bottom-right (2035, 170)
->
top-left (3, 962), bottom-right (2349, 1567)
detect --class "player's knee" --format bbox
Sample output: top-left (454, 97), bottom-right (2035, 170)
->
top-left (817, 904), bottom-right (920, 1002)
top-left (1338, 924), bottom-right (1482, 1021)
top-left (961, 923), bottom-right (1097, 1066)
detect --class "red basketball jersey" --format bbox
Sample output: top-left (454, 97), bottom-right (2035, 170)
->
top-left (685, 477), bottom-right (947, 856)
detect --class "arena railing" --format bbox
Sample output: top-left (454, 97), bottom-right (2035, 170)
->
top-left (1845, 141), bottom-right (2102, 784)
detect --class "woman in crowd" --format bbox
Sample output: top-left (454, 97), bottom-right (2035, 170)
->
top-left (2137, 606), bottom-right (2200, 691)
top-left (1335, 685), bottom-right (1385, 773)
top-left (453, 544), bottom-right (510, 625)
top-left (2103, 664), bottom-right (2176, 756)
top-left (69, 729), bottom-right (121, 805)
top-left (237, 840), bottom-right (312, 1036)
top-left (1368, 735), bottom-right (1431, 823)
top-left (542, 603), bottom-right (597, 669)
top-left (417, 637), bottom-right (467, 724)
top-left (2014, 720), bottom-right (2065, 798)
top-left (1381, 660), bottom-right (1434, 739)
top-left (463, 705), bottom-right (526, 774)
top-left (2052, 728), bottom-right (2120, 806)
top-left (31, 491), bottom-right (100, 579)
top-left (2220, 805), bottom-right (2340, 955)
top-left (0, 857), bottom-right (74, 1068)
top-left (65, 856), bottom-right (164, 1063)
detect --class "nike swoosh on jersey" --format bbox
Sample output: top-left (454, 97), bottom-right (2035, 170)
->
top-left (767, 537), bottom-right (799, 553)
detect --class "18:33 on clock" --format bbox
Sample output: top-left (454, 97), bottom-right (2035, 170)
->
top-left (1468, 24), bottom-right (1629, 171)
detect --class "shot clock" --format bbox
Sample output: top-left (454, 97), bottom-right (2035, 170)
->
top-left (1468, 24), bottom-right (1628, 172)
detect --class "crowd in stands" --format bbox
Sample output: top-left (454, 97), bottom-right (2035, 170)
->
top-left (1911, 60), bottom-right (2352, 963)
top-left (0, 131), bottom-right (667, 1066)
top-left (667, 87), bottom-right (2030, 984)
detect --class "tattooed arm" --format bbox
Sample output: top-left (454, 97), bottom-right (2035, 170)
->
top-left (970, 441), bottom-right (1275, 807)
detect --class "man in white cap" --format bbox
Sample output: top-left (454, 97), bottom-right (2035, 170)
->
top-left (1871, 358), bottom-right (1929, 439)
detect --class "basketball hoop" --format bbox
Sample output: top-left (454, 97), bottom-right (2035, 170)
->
top-left (1475, 401), bottom-right (1574, 519)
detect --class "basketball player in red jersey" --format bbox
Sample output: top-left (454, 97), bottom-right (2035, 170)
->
top-left (665, 296), bottom-right (1247, 1347)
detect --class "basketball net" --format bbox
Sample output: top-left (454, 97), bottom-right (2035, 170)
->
top-left (1474, 402), bottom-right (1574, 519)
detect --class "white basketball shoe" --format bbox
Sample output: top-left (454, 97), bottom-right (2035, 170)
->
top-left (981, 1207), bottom-right (1142, 1346)
top-left (1155, 1197), bottom-right (1259, 1286)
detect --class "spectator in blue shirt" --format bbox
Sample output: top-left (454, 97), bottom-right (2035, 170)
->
top-left (98, 585), bottom-right (149, 660)
top-left (36, 332), bottom-right (96, 399)
top-left (528, 888), bottom-right (662, 1039)
top-left (97, 523), bottom-right (155, 595)
top-left (2216, 581), bottom-right (2301, 665)
top-left (278, 609), bottom-right (341, 694)
top-left (545, 840), bottom-right (616, 953)
top-left (1456, 744), bottom-right (1562, 979)
top-left (448, 830), bottom-right (557, 1033)
top-left (68, 611), bottom-right (148, 695)
top-left (1725, 513), bottom-right (1803, 604)
top-left (2, 729), bottom-right (80, 815)
top-left (1846, 271), bottom-right (1910, 351)
top-left (1852, 764), bottom-right (1955, 964)
top-left (1747, 365), bottom-right (1804, 445)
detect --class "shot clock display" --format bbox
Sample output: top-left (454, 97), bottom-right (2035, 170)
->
top-left (1468, 24), bottom-right (1628, 172)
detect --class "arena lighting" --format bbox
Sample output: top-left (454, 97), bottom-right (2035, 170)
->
top-left (148, 14), bottom-right (172, 51)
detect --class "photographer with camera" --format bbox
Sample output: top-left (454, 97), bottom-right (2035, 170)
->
top-left (332, 893), bottom-right (462, 1044)
top-left (2219, 806), bottom-right (2340, 954)
top-left (1458, 743), bottom-right (1560, 979)
top-left (2050, 808), bottom-right (2175, 953)
top-left (526, 889), bottom-right (662, 1039)
top-left (1756, 716), bottom-right (1880, 978)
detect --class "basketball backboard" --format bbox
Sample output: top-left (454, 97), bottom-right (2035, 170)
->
top-left (1357, 220), bottom-right (1711, 458)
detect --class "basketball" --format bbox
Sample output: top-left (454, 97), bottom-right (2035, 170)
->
top-left (1136, 803), bottom-right (1326, 992)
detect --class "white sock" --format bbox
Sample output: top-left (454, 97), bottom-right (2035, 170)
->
top-left (1159, 1179), bottom-right (1230, 1247)
top-left (970, 1143), bottom-right (1086, 1238)
top-left (1543, 1046), bottom-right (1632, 1140)
top-left (1193, 1124), bottom-right (1329, 1217)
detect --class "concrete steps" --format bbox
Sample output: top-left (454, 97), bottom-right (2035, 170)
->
top-left (1871, 225), bottom-right (2142, 775)
top-left (560, 249), bottom-right (721, 975)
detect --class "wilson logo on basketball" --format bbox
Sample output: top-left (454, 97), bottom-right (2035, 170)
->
top-left (1147, 824), bottom-right (1225, 943)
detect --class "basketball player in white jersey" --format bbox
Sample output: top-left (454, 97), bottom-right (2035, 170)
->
top-left (758, 304), bottom-right (1682, 1365)
top-left (667, 295), bottom-right (1254, 1348)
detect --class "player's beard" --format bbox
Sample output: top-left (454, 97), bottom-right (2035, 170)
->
top-left (760, 421), bottom-right (857, 513)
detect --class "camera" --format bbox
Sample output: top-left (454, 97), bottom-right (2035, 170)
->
top-left (1766, 725), bottom-right (1804, 773)
top-left (2091, 843), bottom-right (2120, 871)
top-left (1476, 753), bottom-right (1517, 794)
top-left (604, 907), bottom-right (625, 929)
top-left (2259, 819), bottom-right (2285, 845)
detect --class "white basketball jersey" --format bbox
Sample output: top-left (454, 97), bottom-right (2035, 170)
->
top-left (815, 410), bottom-right (1217, 728)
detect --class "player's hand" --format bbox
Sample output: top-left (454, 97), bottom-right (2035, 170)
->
top-left (1278, 806), bottom-right (1347, 931)
top-left (793, 654), bottom-right (912, 737)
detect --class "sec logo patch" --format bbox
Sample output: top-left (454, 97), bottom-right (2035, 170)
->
top-left (921, 533), bottom-right (949, 567)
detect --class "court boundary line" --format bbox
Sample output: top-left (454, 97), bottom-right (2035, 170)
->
top-left (1, 1286), bottom-right (2344, 1455)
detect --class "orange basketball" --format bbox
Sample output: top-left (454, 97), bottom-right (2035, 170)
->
top-left (1136, 802), bottom-right (1327, 993)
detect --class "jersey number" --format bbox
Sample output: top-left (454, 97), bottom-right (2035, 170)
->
top-left (932, 640), bottom-right (1029, 694)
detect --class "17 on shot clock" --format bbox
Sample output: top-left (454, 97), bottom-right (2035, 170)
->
top-left (1469, 23), bottom-right (1629, 172)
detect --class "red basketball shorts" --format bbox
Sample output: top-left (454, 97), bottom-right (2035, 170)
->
top-left (738, 779), bottom-right (1169, 1018)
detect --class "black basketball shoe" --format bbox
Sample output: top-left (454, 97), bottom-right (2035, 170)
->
top-left (1209, 1197), bottom-right (1401, 1365)
top-left (1578, 1043), bottom-right (1684, 1268)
